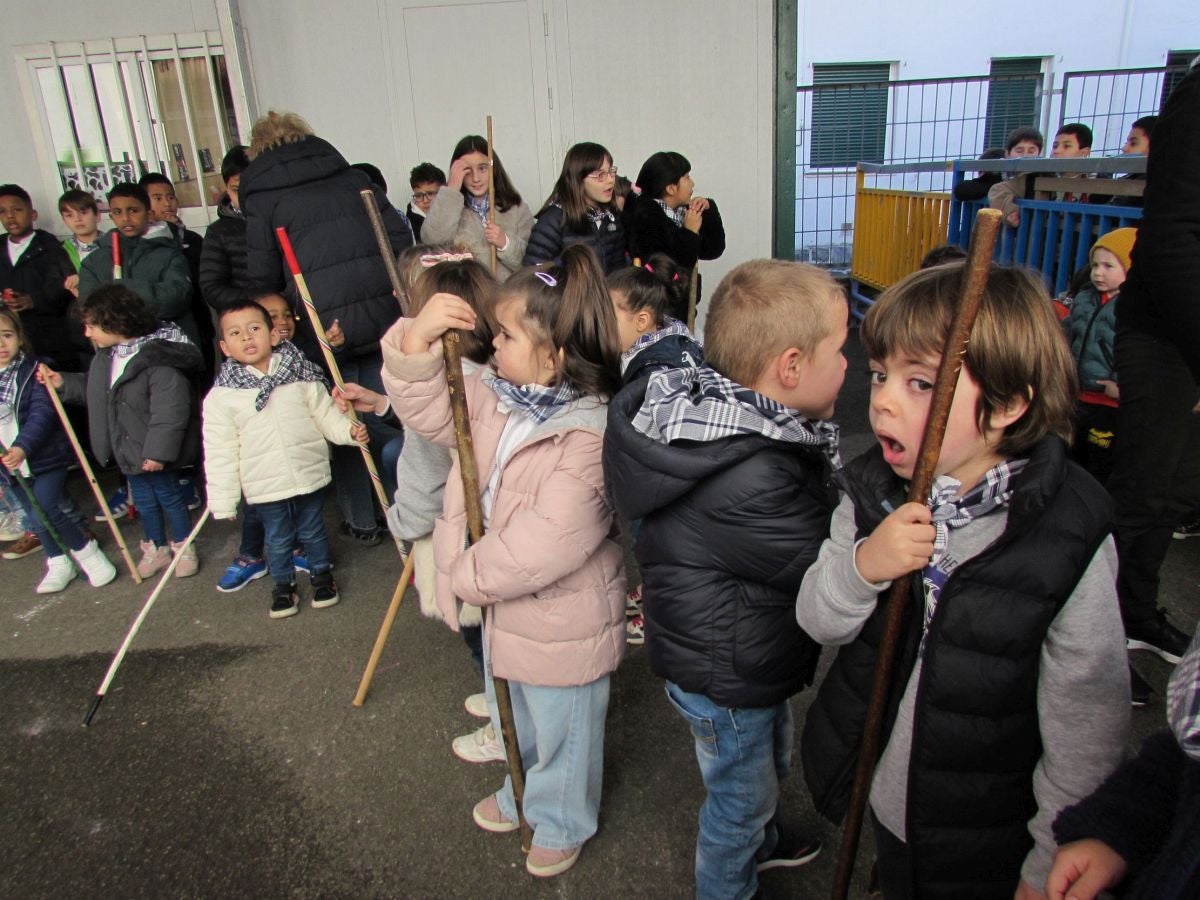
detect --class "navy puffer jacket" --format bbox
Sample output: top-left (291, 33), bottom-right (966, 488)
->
top-left (240, 136), bottom-right (413, 360)
top-left (2, 354), bottom-right (74, 475)
top-left (523, 205), bottom-right (627, 274)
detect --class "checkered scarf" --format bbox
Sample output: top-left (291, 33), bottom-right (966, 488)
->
top-left (1168, 625), bottom-right (1200, 761)
top-left (214, 340), bottom-right (329, 411)
top-left (655, 199), bottom-right (687, 228)
top-left (0, 352), bottom-right (25, 410)
top-left (482, 369), bottom-right (582, 424)
top-left (620, 318), bottom-right (697, 374)
top-left (918, 458), bottom-right (1028, 655)
top-left (585, 205), bottom-right (617, 231)
top-left (632, 365), bottom-right (841, 462)
top-left (113, 323), bottom-right (190, 358)
top-left (467, 194), bottom-right (490, 225)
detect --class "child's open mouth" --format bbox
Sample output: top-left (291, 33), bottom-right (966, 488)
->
top-left (879, 434), bottom-right (906, 466)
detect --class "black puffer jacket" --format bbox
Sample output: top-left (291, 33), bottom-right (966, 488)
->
top-left (604, 381), bottom-right (834, 707)
top-left (623, 194), bottom-right (726, 271)
top-left (198, 196), bottom-right (250, 312)
top-left (523, 205), bottom-right (626, 274)
top-left (240, 136), bottom-right (413, 359)
top-left (0, 230), bottom-right (78, 370)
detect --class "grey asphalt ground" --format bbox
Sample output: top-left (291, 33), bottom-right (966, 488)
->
top-left (4, 333), bottom-right (1197, 899)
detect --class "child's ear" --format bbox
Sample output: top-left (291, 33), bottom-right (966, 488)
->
top-left (218, 339), bottom-right (230, 358)
top-left (636, 310), bottom-right (654, 333)
top-left (989, 389), bottom-right (1033, 431)
top-left (777, 346), bottom-right (805, 389)
top-left (30, 209), bottom-right (38, 225)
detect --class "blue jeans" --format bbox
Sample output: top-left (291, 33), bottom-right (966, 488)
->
top-left (665, 681), bottom-right (791, 900)
top-left (484, 638), bottom-right (609, 850)
top-left (11, 467), bottom-right (86, 557)
top-left (251, 489), bottom-right (331, 586)
top-left (127, 471), bottom-right (192, 547)
top-left (238, 504), bottom-right (265, 558)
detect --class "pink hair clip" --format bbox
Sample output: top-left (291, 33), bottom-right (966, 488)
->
top-left (534, 271), bottom-right (558, 287)
top-left (420, 251), bottom-right (474, 268)
top-left (643, 263), bottom-right (654, 273)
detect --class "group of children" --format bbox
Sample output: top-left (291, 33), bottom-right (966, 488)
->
top-left (0, 116), bottom-right (1194, 898)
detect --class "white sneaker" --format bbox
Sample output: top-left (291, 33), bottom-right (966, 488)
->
top-left (451, 722), bottom-right (505, 764)
top-left (464, 692), bottom-right (490, 719)
top-left (0, 510), bottom-right (24, 542)
top-left (37, 555), bottom-right (78, 594)
top-left (71, 540), bottom-right (117, 588)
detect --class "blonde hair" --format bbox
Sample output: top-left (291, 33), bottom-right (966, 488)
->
top-left (248, 110), bottom-right (313, 159)
top-left (862, 263), bottom-right (1077, 456)
top-left (704, 260), bottom-right (844, 387)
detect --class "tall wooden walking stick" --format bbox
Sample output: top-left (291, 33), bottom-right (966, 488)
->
top-left (486, 115), bottom-right (497, 277)
top-left (359, 189), bottom-right (411, 317)
top-left (0, 437), bottom-right (67, 552)
top-left (40, 366), bottom-right (141, 583)
top-left (352, 550), bottom-right (414, 707)
top-left (274, 227), bottom-right (406, 563)
top-left (444, 332), bottom-right (532, 852)
top-left (112, 231), bottom-right (122, 280)
top-left (82, 508), bottom-right (211, 726)
top-left (830, 208), bottom-right (1003, 900)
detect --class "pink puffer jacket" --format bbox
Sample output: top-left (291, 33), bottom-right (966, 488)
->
top-left (380, 319), bottom-right (626, 687)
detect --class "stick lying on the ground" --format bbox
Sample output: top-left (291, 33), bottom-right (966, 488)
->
top-left (830, 208), bottom-right (1004, 900)
top-left (352, 550), bottom-right (414, 707)
top-left (82, 507), bottom-right (211, 727)
top-left (443, 329), bottom-right (532, 852)
top-left (274, 226), bottom-right (406, 563)
top-left (41, 366), bottom-right (141, 583)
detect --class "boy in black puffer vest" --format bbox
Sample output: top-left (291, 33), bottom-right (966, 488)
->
top-left (605, 260), bottom-right (847, 900)
top-left (797, 264), bottom-right (1129, 900)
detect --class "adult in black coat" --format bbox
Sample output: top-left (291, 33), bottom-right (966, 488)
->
top-left (0, 186), bottom-right (80, 371)
top-left (240, 111), bottom-right (413, 541)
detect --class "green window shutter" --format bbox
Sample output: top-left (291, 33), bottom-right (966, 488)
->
top-left (809, 62), bottom-right (890, 168)
top-left (984, 57), bottom-right (1043, 150)
top-left (1161, 50), bottom-right (1198, 108)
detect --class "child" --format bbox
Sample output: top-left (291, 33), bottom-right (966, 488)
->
top-left (797, 263), bottom-right (1129, 899)
top-left (381, 244), bottom-right (625, 877)
top-left (46, 285), bottom-right (204, 579)
top-left (198, 146), bottom-right (253, 312)
top-left (58, 189), bottom-right (103, 276)
top-left (203, 300), bottom-right (365, 618)
top-left (0, 308), bottom-right (116, 593)
top-left (990, 124), bottom-right (1095, 226)
top-left (0, 184), bottom-right (78, 373)
top-left (213, 290), bottom-right (312, 592)
top-left (1111, 116), bottom-right (1156, 208)
top-left (406, 163), bottom-right (447, 243)
top-left (1065, 227), bottom-right (1136, 484)
top-left (623, 151), bottom-right (726, 313)
top-left (605, 259), bottom-right (845, 899)
top-left (524, 143), bottom-right (627, 274)
top-left (422, 136), bottom-right (534, 282)
top-left (1048, 624), bottom-right (1200, 900)
top-left (78, 183), bottom-right (196, 344)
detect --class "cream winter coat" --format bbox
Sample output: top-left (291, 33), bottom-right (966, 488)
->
top-left (420, 186), bottom-right (534, 282)
top-left (202, 359), bottom-right (361, 518)
top-left (380, 318), bottom-right (625, 687)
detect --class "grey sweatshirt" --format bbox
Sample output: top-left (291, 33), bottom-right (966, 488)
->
top-left (796, 494), bottom-right (1130, 891)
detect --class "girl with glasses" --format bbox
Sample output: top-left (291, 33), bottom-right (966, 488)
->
top-left (524, 142), bottom-right (627, 274)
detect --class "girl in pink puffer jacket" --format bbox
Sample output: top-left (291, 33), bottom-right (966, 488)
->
top-left (381, 244), bottom-right (626, 879)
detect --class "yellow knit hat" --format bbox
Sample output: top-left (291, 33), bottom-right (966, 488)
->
top-left (1091, 227), bottom-right (1137, 273)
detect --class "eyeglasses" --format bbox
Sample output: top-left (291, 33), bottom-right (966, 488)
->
top-left (585, 167), bottom-right (619, 181)
top-left (412, 191), bottom-right (438, 202)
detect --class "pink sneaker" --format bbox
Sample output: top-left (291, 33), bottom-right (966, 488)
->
top-left (526, 844), bottom-right (582, 878)
top-left (137, 541), bottom-right (171, 579)
top-left (471, 794), bottom-right (517, 834)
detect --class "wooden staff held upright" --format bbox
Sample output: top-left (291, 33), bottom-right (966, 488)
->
top-left (830, 208), bottom-right (1004, 900)
top-left (486, 115), bottom-right (497, 277)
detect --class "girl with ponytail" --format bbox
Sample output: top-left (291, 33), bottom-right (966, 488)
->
top-left (380, 243), bottom-right (625, 878)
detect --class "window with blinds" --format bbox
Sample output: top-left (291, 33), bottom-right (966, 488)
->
top-left (984, 57), bottom-right (1044, 151)
top-left (808, 62), bottom-right (891, 169)
top-left (1160, 50), bottom-right (1198, 107)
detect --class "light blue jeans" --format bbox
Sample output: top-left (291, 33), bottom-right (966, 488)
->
top-left (484, 638), bottom-right (610, 851)
top-left (665, 681), bottom-right (791, 900)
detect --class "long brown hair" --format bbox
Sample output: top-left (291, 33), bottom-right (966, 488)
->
top-left (538, 142), bottom-right (616, 232)
top-left (408, 258), bottom-right (498, 365)
top-left (499, 245), bottom-right (621, 398)
top-left (450, 135), bottom-right (522, 213)
top-left (0, 308), bottom-right (31, 357)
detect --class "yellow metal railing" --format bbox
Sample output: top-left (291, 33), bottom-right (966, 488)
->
top-left (851, 169), bottom-right (952, 291)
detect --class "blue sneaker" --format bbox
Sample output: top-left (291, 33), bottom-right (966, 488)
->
top-left (216, 555), bottom-right (267, 593)
top-left (95, 485), bottom-right (130, 521)
top-left (292, 550), bottom-right (310, 574)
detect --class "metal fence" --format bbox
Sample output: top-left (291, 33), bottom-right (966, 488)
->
top-left (794, 63), bottom-right (1185, 267)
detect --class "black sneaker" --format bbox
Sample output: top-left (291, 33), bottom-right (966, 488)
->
top-left (1129, 663), bottom-right (1153, 708)
top-left (270, 582), bottom-right (299, 619)
top-left (1126, 609), bottom-right (1189, 664)
top-left (756, 831), bottom-right (822, 872)
top-left (1173, 517), bottom-right (1200, 539)
top-left (311, 571), bottom-right (340, 609)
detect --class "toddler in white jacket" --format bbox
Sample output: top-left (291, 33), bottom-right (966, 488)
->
top-left (203, 300), bottom-right (366, 619)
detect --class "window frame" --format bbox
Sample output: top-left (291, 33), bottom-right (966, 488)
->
top-left (807, 61), bottom-right (894, 170)
top-left (983, 56), bottom-right (1047, 152)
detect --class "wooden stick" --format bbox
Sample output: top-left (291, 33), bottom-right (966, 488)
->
top-left (274, 226), bottom-right (406, 562)
top-left (40, 366), bottom-right (141, 583)
top-left (0, 436), bottom-right (67, 552)
top-left (443, 330), bottom-right (532, 852)
top-left (686, 264), bottom-right (699, 332)
top-left (352, 550), bottom-right (414, 707)
top-left (486, 115), bottom-right (497, 277)
top-left (359, 189), bottom-right (411, 317)
top-left (83, 507), bottom-right (211, 726)
top-left (830, 208), bottom-right (1003, 900)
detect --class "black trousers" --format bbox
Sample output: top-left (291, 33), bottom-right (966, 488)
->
top-left (1107, 326), bottom-right (1200, 626)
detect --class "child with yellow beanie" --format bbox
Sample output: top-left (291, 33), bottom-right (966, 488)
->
top-left (1065, 226), bottom-right (1137, 483)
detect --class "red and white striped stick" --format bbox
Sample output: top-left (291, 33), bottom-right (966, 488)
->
top-left (112, 232), bottom-right (122, 280)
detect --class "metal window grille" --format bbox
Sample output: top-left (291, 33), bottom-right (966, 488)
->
top-left (808, 63), bottom-right (892, 169)
top-left (17, 33), bottom-right (249, 222)
top-left (983, 57), bottom-right (1044, 150)
top-left (1160, 50), bottom-right (1199, 106)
